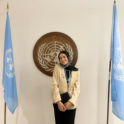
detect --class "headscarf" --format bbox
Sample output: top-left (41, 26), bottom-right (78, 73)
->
top-left (58, 51), bottom-right (78, 71)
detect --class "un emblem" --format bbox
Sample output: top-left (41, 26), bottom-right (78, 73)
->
top-left (33, 32), bottom-right (78, 76)
top-left (5, 49), bottom-right (15, 78)
top-left (113, 47), bottom-right (124, 81)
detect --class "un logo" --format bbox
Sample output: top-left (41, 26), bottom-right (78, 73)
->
top-left (113, 47), bottom-right (124, 81)
top-left (33, 32), bottom-right (78, 76)
top-left (5, 49), bottom-right (15, 78)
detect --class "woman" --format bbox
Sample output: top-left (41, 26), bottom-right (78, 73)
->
top-left (51, 51), bottom-right (80, 124)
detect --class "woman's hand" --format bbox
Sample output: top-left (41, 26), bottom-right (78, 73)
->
top-left (64, 101), bottom-right (73, 109)
top-left (57, 101), bottom-right (66, 112)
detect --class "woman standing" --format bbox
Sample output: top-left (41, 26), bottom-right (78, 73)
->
top-left (51, 51), bottom-right (80, 124)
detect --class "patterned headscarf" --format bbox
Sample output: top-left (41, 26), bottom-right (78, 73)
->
top-left (58, 51), bottom-right (78, 71)
top-left (58, 51), bottom-right (71, 68)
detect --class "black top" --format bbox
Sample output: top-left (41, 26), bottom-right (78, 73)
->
top-left (65, 69), bottom-right (70, 78)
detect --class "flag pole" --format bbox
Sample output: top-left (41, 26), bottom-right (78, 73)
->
top-left (4, 3), bottom-right (9, 124)
top-left (4, 102), bottom-right (6, 124)
top-left (7, 2), bottom-right (9, 12)
top-left (106, 60), bottom-right (112, 124)
top-left (114, 0), bottom-right (116, 4)
top-left (106, 1), bottom-right (116, 124)
top-left (106, 29), bottom-right (112, 124)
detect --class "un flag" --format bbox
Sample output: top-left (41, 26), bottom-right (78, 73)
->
top-left (111, 4), bottom-right (124, 120)
top-left (2, 12), bottom-right (18, 114)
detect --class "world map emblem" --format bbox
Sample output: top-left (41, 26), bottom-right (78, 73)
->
top-left (113, 47), bottom-right (124, 81)
top-left (5, 49), bottom-right (15, 78)
top-left (33, 32), bottom-right (78, 76)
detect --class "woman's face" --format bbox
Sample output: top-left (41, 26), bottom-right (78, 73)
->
top-left (59, 53), bottom-right (68, 65)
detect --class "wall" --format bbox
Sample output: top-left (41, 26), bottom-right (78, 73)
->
top-left (0, 0), bottom-right (124, 124)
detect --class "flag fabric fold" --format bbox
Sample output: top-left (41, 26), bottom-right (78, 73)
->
top-left (111, 4), bottom-right (124, 121)
top-left (2, 12), bottom-right (18, 114)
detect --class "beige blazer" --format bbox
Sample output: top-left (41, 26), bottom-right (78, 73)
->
top-left (51, 64), bottom-right (80, 110)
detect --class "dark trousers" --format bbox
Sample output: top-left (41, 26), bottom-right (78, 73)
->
top-left (53, 104), bottom-right (76, 124)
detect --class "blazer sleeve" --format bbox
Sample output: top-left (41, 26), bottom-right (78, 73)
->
top-left (52, 65), bottom-right (61, 103)
top-left (69, 71), bottom-right (80, 106)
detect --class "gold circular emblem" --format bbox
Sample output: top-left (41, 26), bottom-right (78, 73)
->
top-left (33, 32), bottom-right (78, 76)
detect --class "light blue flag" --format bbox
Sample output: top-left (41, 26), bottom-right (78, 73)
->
top-left (111, 4), bottom-right (124, 120)
top-left (2, 12), bottom-right (18, 114)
